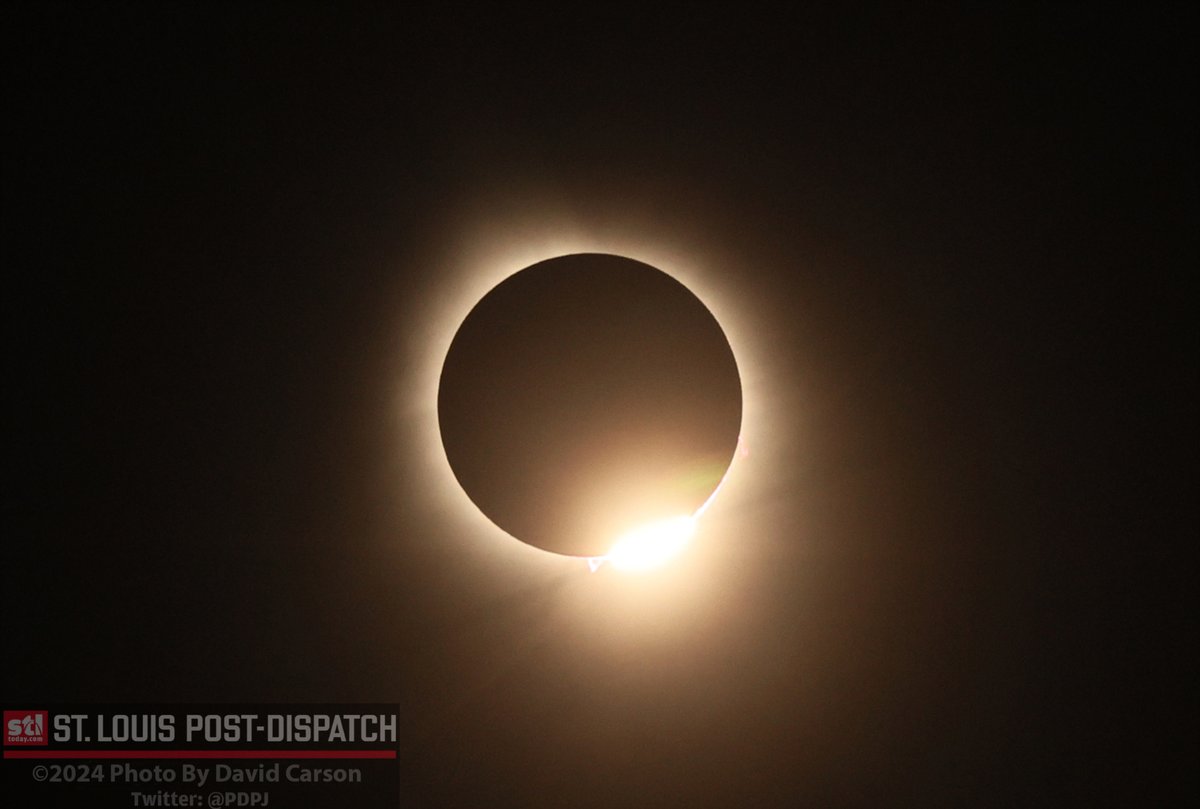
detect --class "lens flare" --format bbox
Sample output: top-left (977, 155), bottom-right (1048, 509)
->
top-left (601, 515), bottom-right (696, 573)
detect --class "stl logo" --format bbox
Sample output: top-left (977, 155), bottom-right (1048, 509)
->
top-left (4, 711), bottom-right (48, 745)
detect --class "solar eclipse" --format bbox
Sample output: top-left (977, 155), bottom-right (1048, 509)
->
top-left (436, 253), bottom-right (742, 564)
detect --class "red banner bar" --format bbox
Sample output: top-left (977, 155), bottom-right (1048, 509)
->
top-left (4, 749), bottom-right (396, 759)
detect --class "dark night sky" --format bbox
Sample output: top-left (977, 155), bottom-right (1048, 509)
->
top-left (4, 5), bottom-right (1195, 807)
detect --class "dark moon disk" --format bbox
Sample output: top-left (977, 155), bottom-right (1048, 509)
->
top-left (438, 253), bottom-right (742, 558)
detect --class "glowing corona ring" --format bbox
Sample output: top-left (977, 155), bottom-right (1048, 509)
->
top-left (397, 196), bottom-right (766, 575)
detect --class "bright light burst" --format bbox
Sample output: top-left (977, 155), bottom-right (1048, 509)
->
top-left (599, 515), bottom-right (696, 573)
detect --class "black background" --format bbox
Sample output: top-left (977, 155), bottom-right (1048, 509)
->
top-left (4, 5), bottom-right (1195, 807)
